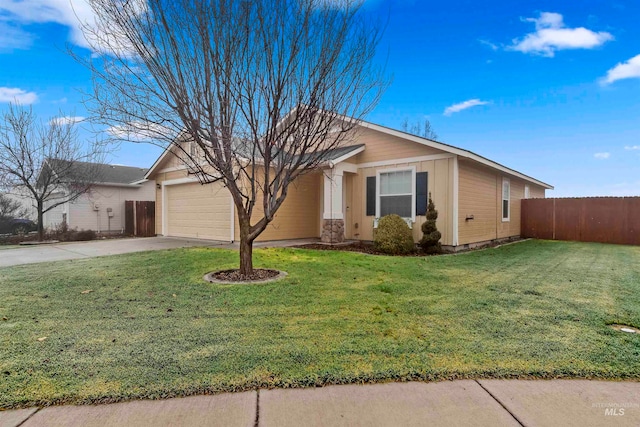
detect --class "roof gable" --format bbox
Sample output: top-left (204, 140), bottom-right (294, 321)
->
top-left (355, 120), bottom-right (553, 189)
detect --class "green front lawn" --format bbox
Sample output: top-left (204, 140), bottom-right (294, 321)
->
top-left (1, 240), bottom-right (639, 408)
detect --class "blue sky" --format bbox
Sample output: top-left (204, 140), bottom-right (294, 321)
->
top-left (1, 0), bottom-right (639, 196)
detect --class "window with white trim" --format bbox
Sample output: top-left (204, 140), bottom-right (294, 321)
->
top-left (377, 169), bottom-right (415, 220)
top-left (502, 178), bottom-right (510, 221)
top-left (524, 184), bottom-right (530, 199)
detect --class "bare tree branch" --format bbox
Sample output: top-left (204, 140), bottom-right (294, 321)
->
top-left (79, 0), bottom-right (387, 275)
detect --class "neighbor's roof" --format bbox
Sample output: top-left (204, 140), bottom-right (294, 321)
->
top-left (46, 159), bottom-right (149, 186)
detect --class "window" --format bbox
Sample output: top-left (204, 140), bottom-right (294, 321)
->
top-left (524, 184), bottom-right (530, 199)
top-left (502, 178), bottom-right (510, 221)
top-left (376, 168), bottom-right (415, 221)
top-left (189, 142), bottom-right (197, 157)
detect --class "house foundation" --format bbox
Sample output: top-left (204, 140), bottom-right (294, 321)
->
top-left (321, 219), bottom-right (345, 243)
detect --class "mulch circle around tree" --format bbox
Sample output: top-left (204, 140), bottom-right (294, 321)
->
top-left (203, 269), bottom-right (287, 284)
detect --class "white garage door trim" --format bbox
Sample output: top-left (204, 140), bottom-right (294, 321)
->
top-left (162, 177), bottom-right (234, 242)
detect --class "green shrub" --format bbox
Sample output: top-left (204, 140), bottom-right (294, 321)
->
top-left (419, 192), bottom-right (442, 254)
top-left (374, 214), bottom-right (415, 255)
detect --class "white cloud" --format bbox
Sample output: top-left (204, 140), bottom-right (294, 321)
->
top-left (106, 121), bottom-right (169, 142)
top-left (0, 0), bottom-right (144, 56)
top-left (601, 54), bottom-right (640, 85)
top-left (0, 87), bottom-right (38, 104)
top-left (510, 12), bottom-right (613, 57)
top-left (0, 0), bottom-right (97, 49)
top-left (624, 145), bottom-right (640, 150)
top-left (443, 99), bottom-right (490, 116)
top-left (0, 22), bottom-right (35, 51)
top-left (478, 39), bottom-right (499, 51)
top-left (49, 116), bottom-right (85, 126)
top-left (594, 152), bottom-right (610, 159)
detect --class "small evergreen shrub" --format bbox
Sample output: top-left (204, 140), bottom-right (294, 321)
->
top-left (419, 192), bottom-right (442, 254)
top-left (374, 214), bottom-right (415, 255)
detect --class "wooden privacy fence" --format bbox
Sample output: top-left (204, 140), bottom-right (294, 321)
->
top-left (521, 197), bottom-right (640, 245)
top-left (125, 201), bottom-right (156, 237)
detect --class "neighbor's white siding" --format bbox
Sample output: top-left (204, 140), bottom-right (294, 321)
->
top-left (68, 181), bottom-right (155, 232)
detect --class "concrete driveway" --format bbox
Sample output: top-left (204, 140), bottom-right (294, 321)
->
top-left (0, 237), bottom-right (231, 268)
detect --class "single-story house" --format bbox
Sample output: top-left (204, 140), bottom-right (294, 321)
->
top-left (43, 160), bottom-right (155, 233)
top-left (145, 119), bottom-right (552, 250)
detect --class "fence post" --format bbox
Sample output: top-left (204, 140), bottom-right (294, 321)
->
top-left (552, 198), bottom-right (556, 241)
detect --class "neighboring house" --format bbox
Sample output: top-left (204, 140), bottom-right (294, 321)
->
top-left (145, 119), bottom-right (552, 250)
top-left (43, 161), bottom-right (155, 233)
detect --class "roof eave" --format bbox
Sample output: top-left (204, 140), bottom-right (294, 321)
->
top-left (327, 144), bottom-right (366, 167)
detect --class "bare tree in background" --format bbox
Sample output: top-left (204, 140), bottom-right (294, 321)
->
top-left (401, 118), bottom-right (438, 140)
top-left (0, 194), bottom-right (29, 221)
top-left (0, 105), bottom-right (104, 241)
top-left (80, 0), bottom-right (386, 275)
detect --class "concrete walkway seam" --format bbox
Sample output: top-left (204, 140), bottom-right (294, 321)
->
top-left (15, 407), bottom-right (41, 427)
top-left (475, 380), bottom-right (525, 427)
top-left (254, 389), bottom-right (260, 427)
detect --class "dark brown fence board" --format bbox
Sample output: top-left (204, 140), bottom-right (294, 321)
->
top-left (521, 199), bottom-right (554, 239)
top-left (125, 200), bottom-right (155, 237)
top-left (625, 198), bottom-right (640, 245)
top-left (521, 197), bottom-right (640, 245)
top-left (124, 201), bottom-right (134, 236)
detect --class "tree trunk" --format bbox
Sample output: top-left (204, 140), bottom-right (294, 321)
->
top-left (237, 212), bottom-right (255, 276)
top-left (37, 201), bottom-right (44, 242)
top-left (239, 235), bottom-right (254, 277)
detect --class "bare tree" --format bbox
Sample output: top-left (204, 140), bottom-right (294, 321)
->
top-left (0, 105), bottom-right (104, 241)
top-left (401, 118), bottom-right (438, 140)
top-left (80, 0), bottom-right (386, 275)
top-left (0, 193), bottom-right (29, 221)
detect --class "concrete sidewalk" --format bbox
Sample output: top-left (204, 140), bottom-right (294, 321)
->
top-left (1, 380), bottom-right (638, 427)
top-left (0, 237), bottom-right (318, 268)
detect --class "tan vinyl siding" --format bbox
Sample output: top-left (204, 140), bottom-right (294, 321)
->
top-left (234, 171), bottom-right (322, 242)
top-left (166, 182), bottom-right (231, 240)
top-left (458, 159), bottom-right (546, 245)
top-left (353, 158), bottom-right (453, 245)
top-left (350, 127), bottom-right (446, 164)
top-left (529, 186), bottom-right (545, 199)
top-left (458, 160), bottom-right (498, 245)
top-left (155, 184), bottom-right (162, 234)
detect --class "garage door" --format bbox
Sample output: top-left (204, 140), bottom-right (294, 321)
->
top-left (166, 182), bottom-right (231, 241)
